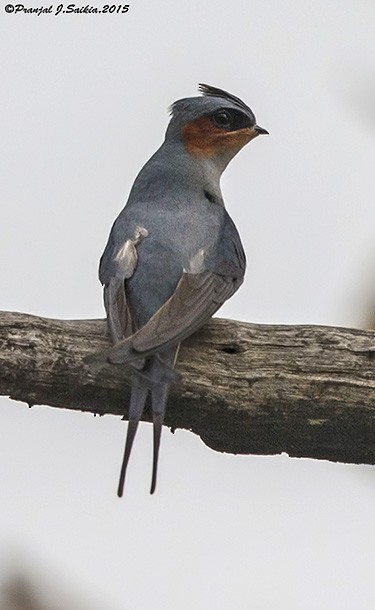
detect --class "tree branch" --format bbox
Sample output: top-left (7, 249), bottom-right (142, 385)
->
top-left (1, 311), bottom-right (375, 465)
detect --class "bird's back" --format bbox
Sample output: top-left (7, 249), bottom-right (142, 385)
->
top-left (102, 144), bottom-right (234, 327)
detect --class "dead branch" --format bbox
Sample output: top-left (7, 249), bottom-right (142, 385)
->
top-left (0, 311), bottom-right (375, 464)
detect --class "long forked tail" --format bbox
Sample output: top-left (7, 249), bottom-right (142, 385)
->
top-left (117, 346), bottom-right (180, 497)
top-left (117, 374), bottom-right (149, 497)
top-left (117, 377), bottom-right (170, 497)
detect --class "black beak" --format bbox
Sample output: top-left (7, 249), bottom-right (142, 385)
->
top-left (254, 125), bottom-right (269, 135)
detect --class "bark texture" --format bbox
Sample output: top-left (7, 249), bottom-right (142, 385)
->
top-left (0, 311), bottom-right (375, 464)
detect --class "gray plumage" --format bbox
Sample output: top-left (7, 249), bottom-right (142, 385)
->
top-left (97, 84), bottom-right (267, 495)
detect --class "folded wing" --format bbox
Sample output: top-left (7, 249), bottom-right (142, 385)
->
top-left (108, 269), bottom-right (240, 363)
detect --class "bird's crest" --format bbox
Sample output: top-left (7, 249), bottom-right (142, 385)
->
top-left (169, 84), bottom-right (251, 116)
top-left (198, 83), bottom-right (251, 114)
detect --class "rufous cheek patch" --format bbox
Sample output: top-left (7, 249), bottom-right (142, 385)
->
top-left (183, 117), bottom-right (254, 157)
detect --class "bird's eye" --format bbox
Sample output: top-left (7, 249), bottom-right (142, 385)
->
top-left (212, 110), bottom-right (232, 129)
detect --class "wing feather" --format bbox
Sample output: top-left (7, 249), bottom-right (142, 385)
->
top-left (100, 225), bottom-right (147, 342)
top-left (105, 278), bottom-right (133, 343)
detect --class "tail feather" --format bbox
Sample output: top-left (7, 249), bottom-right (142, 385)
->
top-left (150, 383), bottom-right (170, 494)
top-left (150, 412), bottom-right (163, 495)
top-left (117, 375), bottom-right (149, 497)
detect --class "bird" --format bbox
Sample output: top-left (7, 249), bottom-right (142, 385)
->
top-left (97, 83), bottom-right (268, 496)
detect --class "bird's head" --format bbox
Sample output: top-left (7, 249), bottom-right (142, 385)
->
top-left (165, 84), bottom-right (268, 170)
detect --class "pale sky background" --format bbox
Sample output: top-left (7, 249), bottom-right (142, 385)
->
top-left (1, 0), bottom-right (375, 608)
